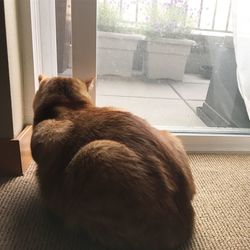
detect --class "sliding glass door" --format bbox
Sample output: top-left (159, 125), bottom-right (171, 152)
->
top-left (31, 0), bottom-right (250, 151)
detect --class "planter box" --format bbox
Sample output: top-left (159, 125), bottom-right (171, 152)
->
top-left (144, 38), bottom-right (195, 81)
top-left (97, 31), bottom-right (145, 77)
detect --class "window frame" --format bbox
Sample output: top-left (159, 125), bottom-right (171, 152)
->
top-left (30, 0), bottom-right (58, 90)
top-left (28, 0), bottom-right (250, 152)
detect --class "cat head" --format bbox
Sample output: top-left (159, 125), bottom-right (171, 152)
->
top-left (33, 75), bottom-right (95, 125)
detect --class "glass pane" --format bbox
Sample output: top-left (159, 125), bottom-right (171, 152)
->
top-left (96, 0), bottom-right (250, 133)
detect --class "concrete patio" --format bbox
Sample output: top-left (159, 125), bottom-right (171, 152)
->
top-left (96, 74), bottom-right (209, 128)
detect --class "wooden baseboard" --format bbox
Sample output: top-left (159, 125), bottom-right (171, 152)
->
top-left (0, 126), bottom-right (32, 177)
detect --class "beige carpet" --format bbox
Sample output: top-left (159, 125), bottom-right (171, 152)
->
top-left (0, 154), bottom-right (249, 250)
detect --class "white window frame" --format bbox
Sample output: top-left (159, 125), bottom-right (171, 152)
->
top-left (30, 0), bottom-right (58, 89)
top-left (27, 0), bottom-right (250, 152)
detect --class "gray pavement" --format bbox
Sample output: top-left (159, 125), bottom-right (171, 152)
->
top-left (96, 74), bottom-right (210, 128)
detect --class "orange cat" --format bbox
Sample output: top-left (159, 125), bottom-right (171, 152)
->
top-left (31, 75), bottom-right (195, 250)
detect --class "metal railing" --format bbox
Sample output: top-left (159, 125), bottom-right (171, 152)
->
top-left (196, 0), bottom-right (232, 32)
top-left (102, 0), bottom-right (233, 33)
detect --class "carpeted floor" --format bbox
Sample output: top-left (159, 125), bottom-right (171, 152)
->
top-left (0, 154), bottom-right (249, 250)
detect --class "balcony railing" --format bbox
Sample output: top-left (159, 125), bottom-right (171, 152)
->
top-left (196, 0), bottom-right (232, 32)
top-left (101, 0), bottom-right (233, 33)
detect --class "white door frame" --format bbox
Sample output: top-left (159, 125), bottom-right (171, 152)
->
top-left (28, 0), bottom-right (250, 152)
top-left (30, 0), bottom-right (58, 89)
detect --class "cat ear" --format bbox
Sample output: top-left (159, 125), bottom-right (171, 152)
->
top-left (85, 77), bottom-right (96, 90)
top-left (38, 74), bottom-right (47, 84)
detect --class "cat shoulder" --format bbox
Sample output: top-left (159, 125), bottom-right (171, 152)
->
top-left (31, 119), bottom-right (74, 163)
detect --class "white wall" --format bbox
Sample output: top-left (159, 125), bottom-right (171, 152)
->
top-left (4, 0), bottom-right (24, 137)
top-left (17, 0), bottom-right (36, 124)
top-left (4, 0), bottom-right (36, 130)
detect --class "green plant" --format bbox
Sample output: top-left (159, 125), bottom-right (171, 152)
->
top-left (97, 2), bottom-right (120, 32)
top-left (143, 1), bottom-right (195, 39)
